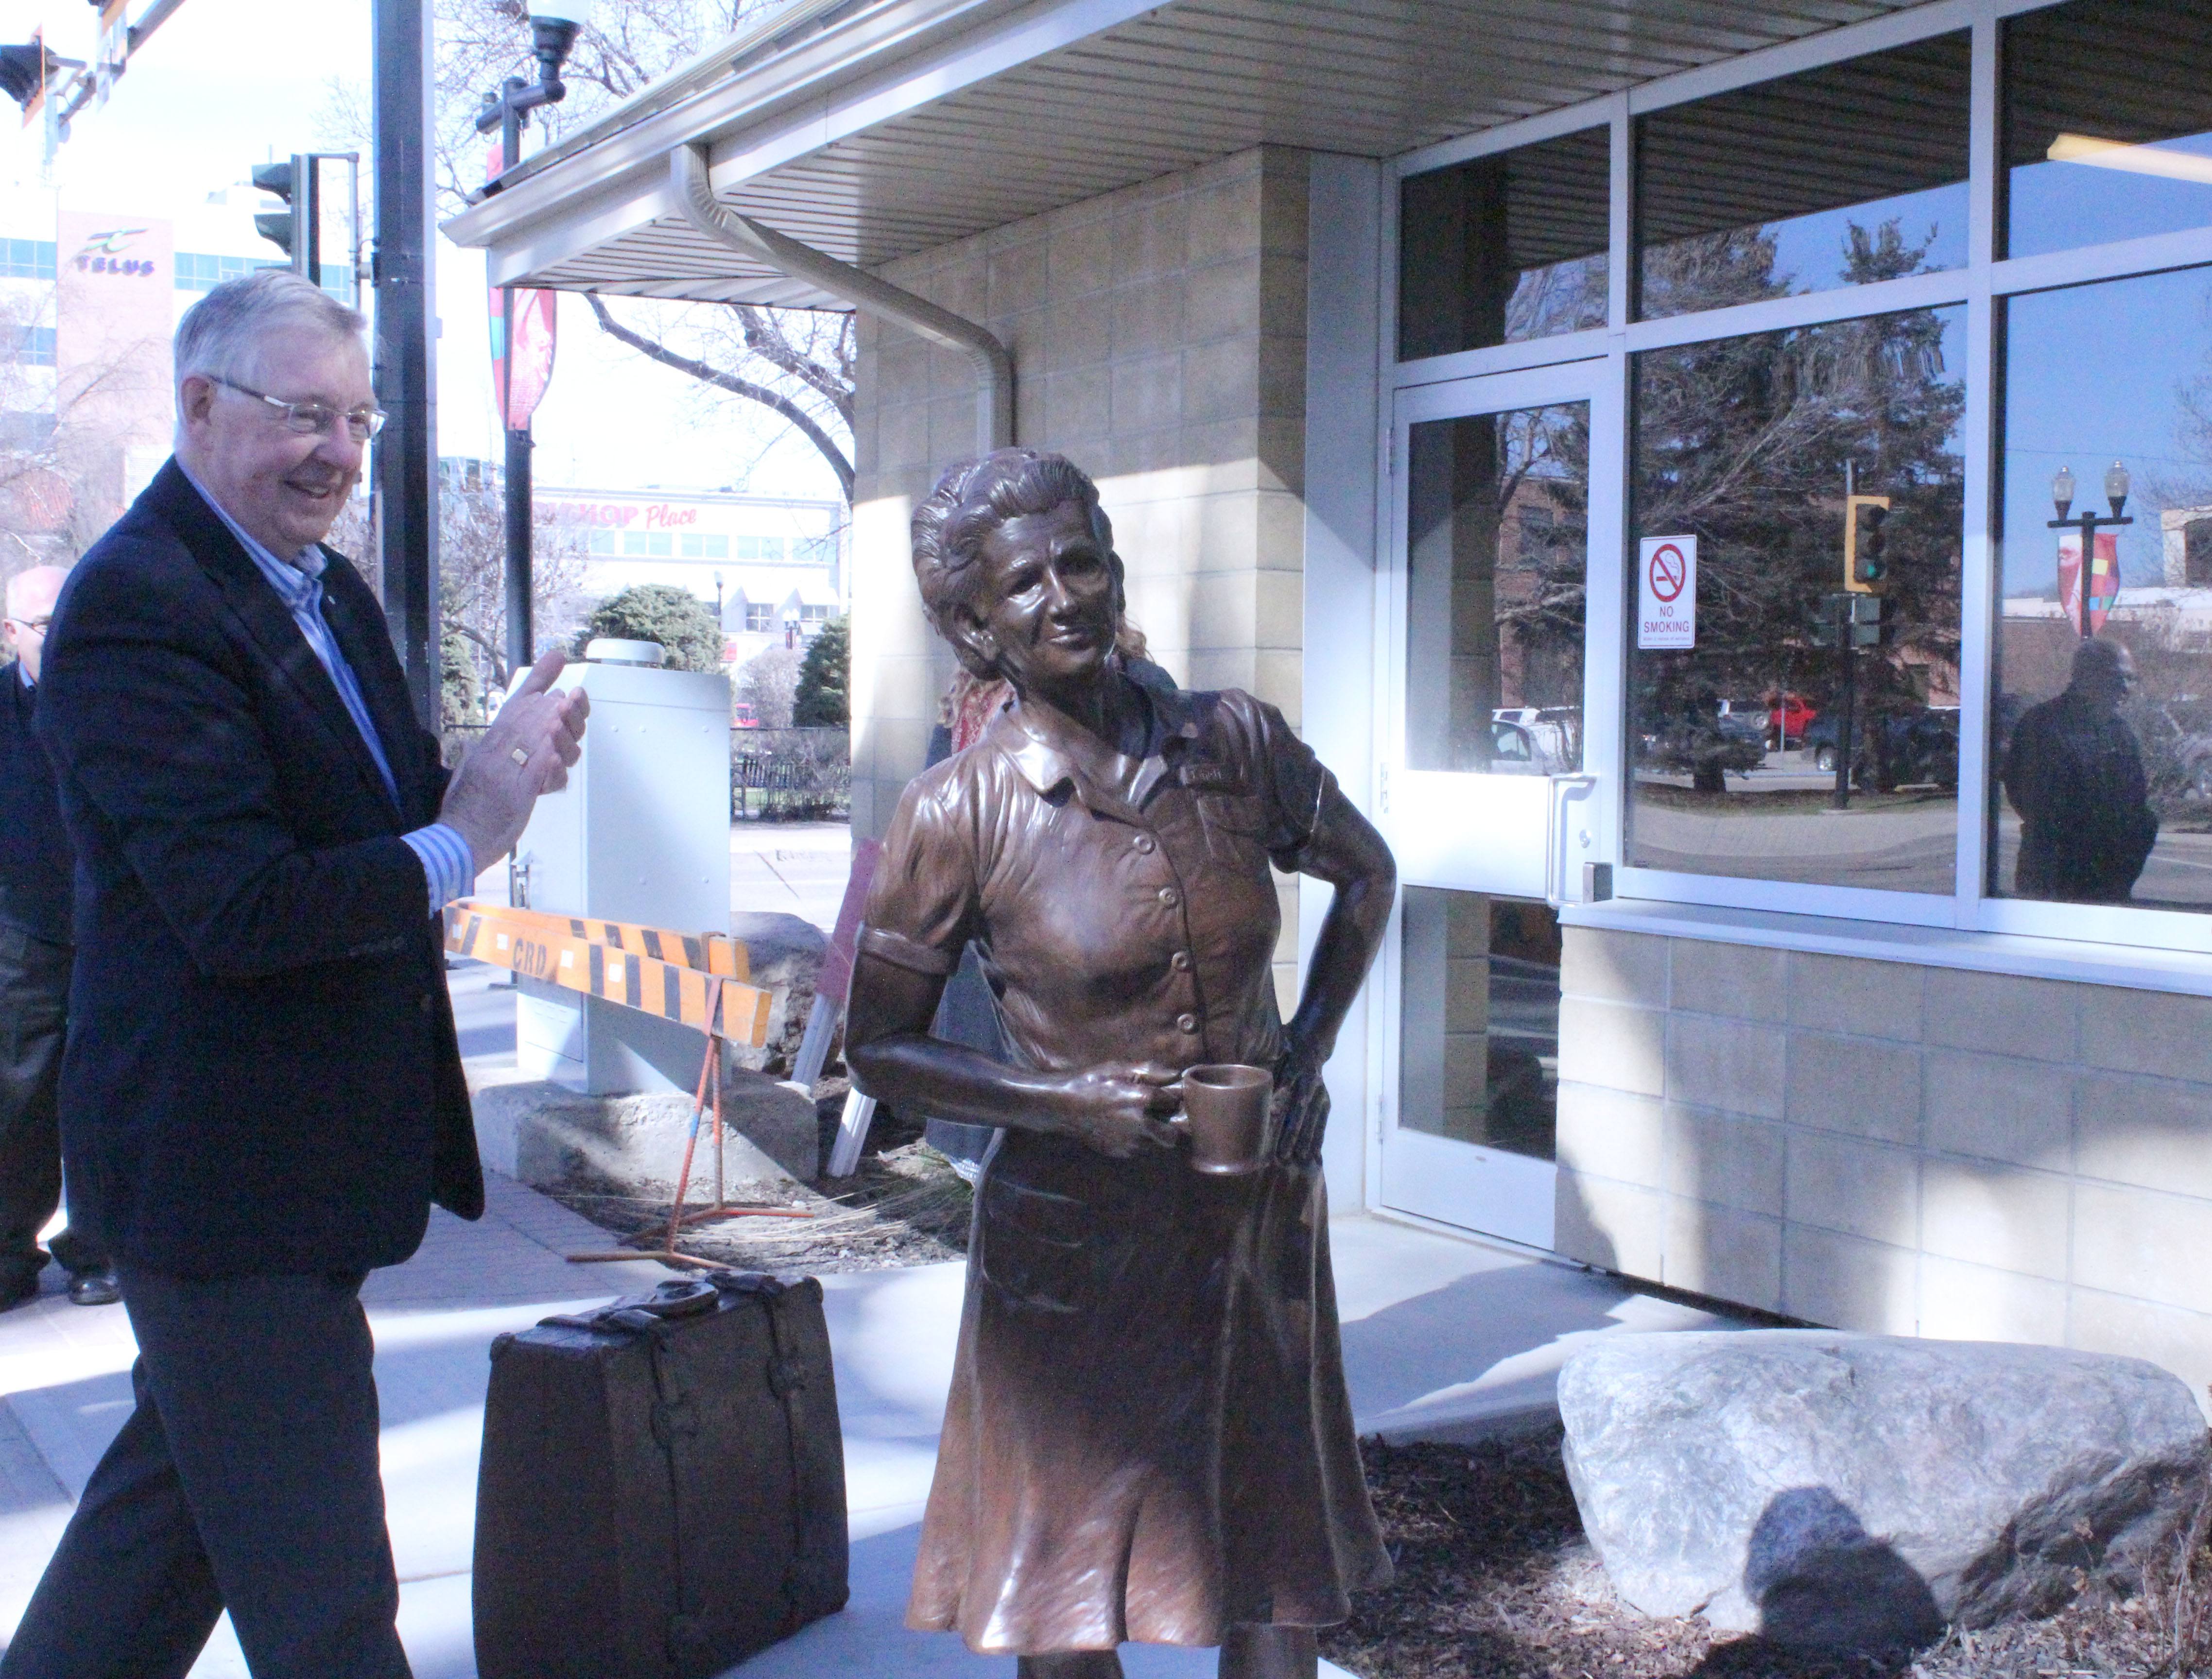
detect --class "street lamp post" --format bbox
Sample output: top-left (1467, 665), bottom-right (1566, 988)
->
top-left (2047, 461), bottom-right (2135, 639)
top-left (477, 1), bottom-right (594, 681)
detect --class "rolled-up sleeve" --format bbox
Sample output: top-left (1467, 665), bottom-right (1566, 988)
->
top-left (857, 770), bottom-right (981, 979)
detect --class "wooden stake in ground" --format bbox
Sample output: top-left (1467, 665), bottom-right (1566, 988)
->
top-left (569, 975), bottom-right (811, 1268)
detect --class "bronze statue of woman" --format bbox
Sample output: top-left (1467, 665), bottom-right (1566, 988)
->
top-left (846, 449), bottom-right (1398, 1679)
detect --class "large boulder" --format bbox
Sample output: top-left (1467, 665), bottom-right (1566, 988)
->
top-left (1558, 1330), bottom-right (2210, 1652)
top-left (729, 910), bottom-right (829, 1077)
top-left (473, 1069), bottom-right (819, 1192)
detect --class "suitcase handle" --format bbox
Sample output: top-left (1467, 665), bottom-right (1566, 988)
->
top-left (524, 1271), bottom-right (789, 1346)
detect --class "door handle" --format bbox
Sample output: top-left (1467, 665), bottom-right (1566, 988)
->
top-left (1545, 774), bottom-right (1599, 907)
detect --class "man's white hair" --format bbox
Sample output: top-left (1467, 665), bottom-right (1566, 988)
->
top-left (4, 565), bottom-right (66, 620)
top-left (173, 269), bottom-right (367, 408)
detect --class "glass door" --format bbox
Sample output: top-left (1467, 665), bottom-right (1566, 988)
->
top-left (1378, 362), bottom-right (1614, 1247)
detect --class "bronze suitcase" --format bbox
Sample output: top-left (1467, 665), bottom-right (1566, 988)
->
top-left (473, 1271), bottom-right (849, 1679)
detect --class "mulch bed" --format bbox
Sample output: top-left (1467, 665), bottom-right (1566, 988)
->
top-left (546, 1082), bottom-right (974, 1276)
top-left (1323, 1429), bottom-right (2212, 1679)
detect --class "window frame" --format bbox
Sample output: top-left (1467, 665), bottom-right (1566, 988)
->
top-left (1380, 0), bottom-right (2212, 956)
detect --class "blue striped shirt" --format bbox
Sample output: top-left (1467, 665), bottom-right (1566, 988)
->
top-left (178, 466), bottom-right (475, 914)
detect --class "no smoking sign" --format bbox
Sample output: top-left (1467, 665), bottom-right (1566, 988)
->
top-left (1638, 534), bottom-right (1697, 650)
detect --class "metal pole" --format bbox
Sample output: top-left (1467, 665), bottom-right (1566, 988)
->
top-left (372, 0), bottom-right (440, 727)
top-left (504, 422), bottom-right (533, 676)
top-left (2078, 513), bottom-right (2096, 639)
top-left (1833, 624), bottom-right (1855, 811)
top-left (497, 98), bottom-right (533, 681)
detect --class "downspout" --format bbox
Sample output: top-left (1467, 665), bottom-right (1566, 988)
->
top-left (669, 143), bottom-right (1013, 455)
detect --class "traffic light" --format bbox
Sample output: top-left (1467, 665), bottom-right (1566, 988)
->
top-left (1844, 493), bottom-right (1892, 593)
top-left (250, 154), bottom-right (318, 278)
top-left (0, 37), bottom-right (54, 121)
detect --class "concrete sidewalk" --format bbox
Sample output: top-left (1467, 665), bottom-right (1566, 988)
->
top-left (0, 1184), bottom-right (1729, 1677)
top-left (0, 953), bottom-right (1742, 1675)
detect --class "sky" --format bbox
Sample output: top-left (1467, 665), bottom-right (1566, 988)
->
top-left (0, 0), bottom-right (847, 504)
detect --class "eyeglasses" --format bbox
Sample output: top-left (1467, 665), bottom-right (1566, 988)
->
top-left (212, 376), bottom-right (385, 442)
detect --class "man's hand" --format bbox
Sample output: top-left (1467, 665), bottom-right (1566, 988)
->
top-left (437, 651), bottom-right (590, 871)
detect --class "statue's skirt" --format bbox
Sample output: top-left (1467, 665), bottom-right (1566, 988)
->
top-left (905, 1128), bottom-right (1390, 1654)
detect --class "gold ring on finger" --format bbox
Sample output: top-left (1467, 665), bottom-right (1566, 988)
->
top-left (510, 746), bottom-right (530, 767)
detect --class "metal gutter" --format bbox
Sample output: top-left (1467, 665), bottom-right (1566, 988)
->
top-left (668, 142), bottom-right (1013, 454)
top-left (443, 0), bottom-right (1158, 276)
top-left (444, 0), bottom-right (1021, 248)
top-left (469, 0), bottom-right (865, 202)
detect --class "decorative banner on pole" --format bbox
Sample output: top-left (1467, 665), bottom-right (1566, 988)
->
top-left (2057, 531), bottom-right (2120, 635)
top-left (1638, 535), bottom-right (1697, 650)
top-left (486, 140), bottom-right (558, 431)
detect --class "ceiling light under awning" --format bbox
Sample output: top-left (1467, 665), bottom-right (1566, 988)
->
top-left (2046, 131), bottom-right (2212, 187)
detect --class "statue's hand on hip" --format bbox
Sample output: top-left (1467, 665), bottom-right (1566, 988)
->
top-left (1271, 1036), bottom-right (1331, 1166)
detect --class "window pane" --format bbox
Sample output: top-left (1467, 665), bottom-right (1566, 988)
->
top-left (1994, 266), bottom-right (2212, 910)
top-left (1399, 127), bottom-right (1608, 360)
top-left (2004, 0), bottom-right (2212, 261)
top-left (1637, 34), bottom-right (1970, 320)
top-left (1399, 890), bottom-right (1559, 1161)
top-left (1627, 306), bottom-right (1966, 890)
top-left (1405, 402), bottom-right (1588, 773)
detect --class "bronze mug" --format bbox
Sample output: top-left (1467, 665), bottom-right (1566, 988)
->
top-left (1175, 1063), bottom-right (1274, 1175)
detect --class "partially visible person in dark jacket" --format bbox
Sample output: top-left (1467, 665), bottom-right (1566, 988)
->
top-left (0, 565), bottom-right (115, 1309)
top-left (2002, 637), bottom-right (2158, 903)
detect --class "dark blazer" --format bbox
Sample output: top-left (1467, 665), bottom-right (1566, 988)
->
top-left (36, 459), bottom-right (482, 1278)
top-left (0, 660), bottom-right (73, 945)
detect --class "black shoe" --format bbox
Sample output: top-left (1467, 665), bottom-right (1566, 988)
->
top-left (66, 1267), bottom-right (120, 1307)
top-left (0, 1272), bottom-right (36, 1312)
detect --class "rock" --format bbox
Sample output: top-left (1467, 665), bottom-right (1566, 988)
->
top-left (729, 911), bottom-right (829, 1076)
top-left (473, 1069), bottom-right (820, 1194)
top-left (1558, 1330), bottom-right (2210, 1652)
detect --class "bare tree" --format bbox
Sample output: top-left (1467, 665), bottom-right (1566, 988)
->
top-left (0, 286), bottom-right (171, 576)
top-left (427, 0), bottom-right (857, 504)
top-left (584, 294), bottom-right (853, 497)
top-left (437, 489), bottom-right (591, 692)
top-left (737, 644), bottom-right (802, 729)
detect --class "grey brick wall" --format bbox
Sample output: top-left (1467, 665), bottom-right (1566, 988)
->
top-left (846, 146), bottom-right (1313, 1010)
top-left (1556, 925), bottom-right (2212, 1398)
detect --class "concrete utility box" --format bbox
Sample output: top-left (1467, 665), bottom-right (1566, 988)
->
top-left (512, 645), bottom-right (731, 1094)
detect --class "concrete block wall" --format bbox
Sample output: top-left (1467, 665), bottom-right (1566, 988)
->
top-left (1555, 925), bottom-right (2212, 1397)
top-left (848, 145), bottom-right (1313, 1010)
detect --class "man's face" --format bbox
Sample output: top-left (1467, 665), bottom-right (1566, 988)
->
top-left (1, 572), bottom-right (61, 683)
top-left (961, 500), bottom-right (1120, 698)
top-left (2076, 645), bottom-right (2139, 713)
top-left (176, 324), bottom-right (372, 556)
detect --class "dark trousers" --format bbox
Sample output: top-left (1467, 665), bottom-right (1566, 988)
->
top-left (0, 1268), bottom-right (410, 1679)
top-left (0, 925), bottom-right (104, 1285)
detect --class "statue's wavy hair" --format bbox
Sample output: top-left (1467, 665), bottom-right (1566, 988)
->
top-left (911, 448), bottom-right (1123, 676)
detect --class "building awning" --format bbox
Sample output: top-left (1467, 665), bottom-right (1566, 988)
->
top-left (443, 0), bottom-right (1931, 306)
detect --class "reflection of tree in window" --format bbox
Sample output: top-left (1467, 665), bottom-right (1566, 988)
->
top-left (1405, 403), bottom-right (1589, 773)
top-left (1635, 33), bottom-right (1970, 319)
top-left (1632, 230), bottom-right (1964, 801)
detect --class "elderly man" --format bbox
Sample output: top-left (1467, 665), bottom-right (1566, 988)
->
top-left (2002, 637), bottom-right (2159, 903)
top-left (0, 565), bottom-right (115, 1309)
top-left (1, 271), bottom-right (587, 1678)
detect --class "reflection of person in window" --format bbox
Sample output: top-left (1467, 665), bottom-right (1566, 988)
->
top-left (2002, 639), bottom-right (2156, 903)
